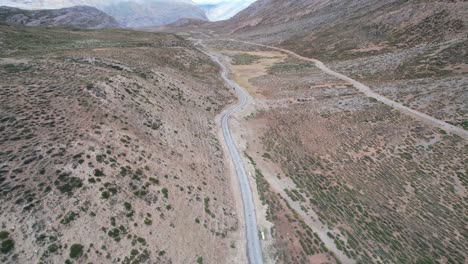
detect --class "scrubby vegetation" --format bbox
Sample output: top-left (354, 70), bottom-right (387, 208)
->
top-left (0, 25), bottom-right (236, 263)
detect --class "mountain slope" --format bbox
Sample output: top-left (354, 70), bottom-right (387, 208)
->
top-left (102, 0), bottom-right (207, 28)
top-left (1, 0), bottom-right (208, 27)
top-left (0, 5), bottom-right (119, 28)
top-left (0, 25), bottom-right (239, 264)
top-left (220, 0), bottom-right (468, 62)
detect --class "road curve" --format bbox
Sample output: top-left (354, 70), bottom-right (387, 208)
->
top-left (221, 39), bottom-right (468, 140)
top-left (200, 46), bottom-right (264, 263)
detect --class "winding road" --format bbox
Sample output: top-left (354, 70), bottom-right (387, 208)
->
top-left (200, 47), bottom-right (264, 263)
top-left (221, 38), bottom-right (468, 140)
top-left (195, 36), bottom-right (467, 264)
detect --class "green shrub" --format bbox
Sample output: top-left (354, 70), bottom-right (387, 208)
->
top-left (60, 211), bottom-right (77, 225)
top-left (69, 244), bottom-right (83, 259)
top-left (0, 231), bottom-right (9, 239)
top-left (94, 169), bottom-right (105, 177)
top-left (101, 191), bottom-right (110, 199)
top-left (162, 188), bottom-right (168, 199)
top-left (48, 243), bottom-right (59, 254)
top-left (0, 239), bottom-right (14, 254)
top-left (54, 173), bottom-right (83, 195)
top-left (197, 256), bottom-right (203, 264)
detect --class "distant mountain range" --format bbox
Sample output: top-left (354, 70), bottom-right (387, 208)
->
top-left (200, 0), bottom-right (257, 21)
top-left (0, 5), bottom-right (119, 28)
top-left (0, 0), bottom-right (208, 27)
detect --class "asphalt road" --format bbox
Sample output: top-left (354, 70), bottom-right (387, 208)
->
top-left (203, 49), bottom-right (264, 264)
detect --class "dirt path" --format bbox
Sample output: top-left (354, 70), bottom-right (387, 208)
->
top-left (221, 38), bottom-right (468, 140)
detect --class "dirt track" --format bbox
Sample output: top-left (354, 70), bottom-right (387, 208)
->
top-left (222, 38), bottom-right (468, 140)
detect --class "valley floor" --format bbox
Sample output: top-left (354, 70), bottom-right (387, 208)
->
top-left (201, 37), bottom-right (467, 264)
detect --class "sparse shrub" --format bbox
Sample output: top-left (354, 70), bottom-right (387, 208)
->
top-left (0, 231), bottom-right (9, 239)
top-left (197, 256), bottom-right (203, 264)
top-left (54, 172), bottom-right (83, 195)
top-left (262, 152), bottom-right (272, 159)
top-left (101, 191), bottom-right (110, 199)
top-left (136, 237), bottom-right (146, 245)
top-left (60, 211), bottom-right (77, 225)
top-left (0, 239), bottom-right (14, 254)
top-left (48, 243), bottom-right (59, 254)
top-left (144, 218), bottom-right (152, 225)
top-left (94, 169), bottom-right (105, 177)
top-left (108, 228), bottom-right (120, 241)
top-left (162, 188), bottom-right (168, 199)
top-left (69, 244), bottom-right (83, 259)
top-left (149, 177), bottom-right (159, 185)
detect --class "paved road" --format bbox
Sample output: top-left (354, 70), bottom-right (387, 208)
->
top-left (201, 47), bottom-right (264, 264)
top-left (221, 38), bottom-right (468, 140)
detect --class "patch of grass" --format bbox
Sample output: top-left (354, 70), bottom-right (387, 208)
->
top-left (232, 53), bottom-right (261, 65)
top-left (3, 63), bottom-right (32, 73)
top-left (268, 62), bottom-right (313, 74)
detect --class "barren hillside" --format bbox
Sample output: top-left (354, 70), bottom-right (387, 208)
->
top-left (0, 26), bottom-right (240, 263)
top-left (180, 1), bottom-right (468, 263)
top-left (0, 6), bottom-right (119, 29)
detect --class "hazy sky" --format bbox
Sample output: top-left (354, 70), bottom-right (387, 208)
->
top-left (193, 0), bottom-right (257, 21)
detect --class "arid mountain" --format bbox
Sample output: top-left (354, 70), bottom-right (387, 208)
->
top-left (1, 0), bottom-right (208, 27)
top-left (167, 18), bottom-right (207, 27)
top-left (0, 5), bottom-right (119, 28)
top-left (183, 0), bottom-right (468, 263)
top-left (220, 0), bottom-right (468, 62)
top-left (102, 0), bottom-right (207, 28)
top-left (0, 26), bottom-right (241, 263)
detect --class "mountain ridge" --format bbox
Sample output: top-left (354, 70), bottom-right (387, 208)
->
top-left (1, 0), bottom-right (208, 27)
top-left (0, 5), bottom-right (119, 28)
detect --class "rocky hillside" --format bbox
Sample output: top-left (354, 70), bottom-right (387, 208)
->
top-left (102, 0), bottom-right (207, 28)
top-left (2, 0), bottom-right (208, 27)
top-left (0, 5), bottom-right (119, 29)
top-left (219, 0), bottom-right (468, 62)
top-left (0, 26), bottom-right (240, 263)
